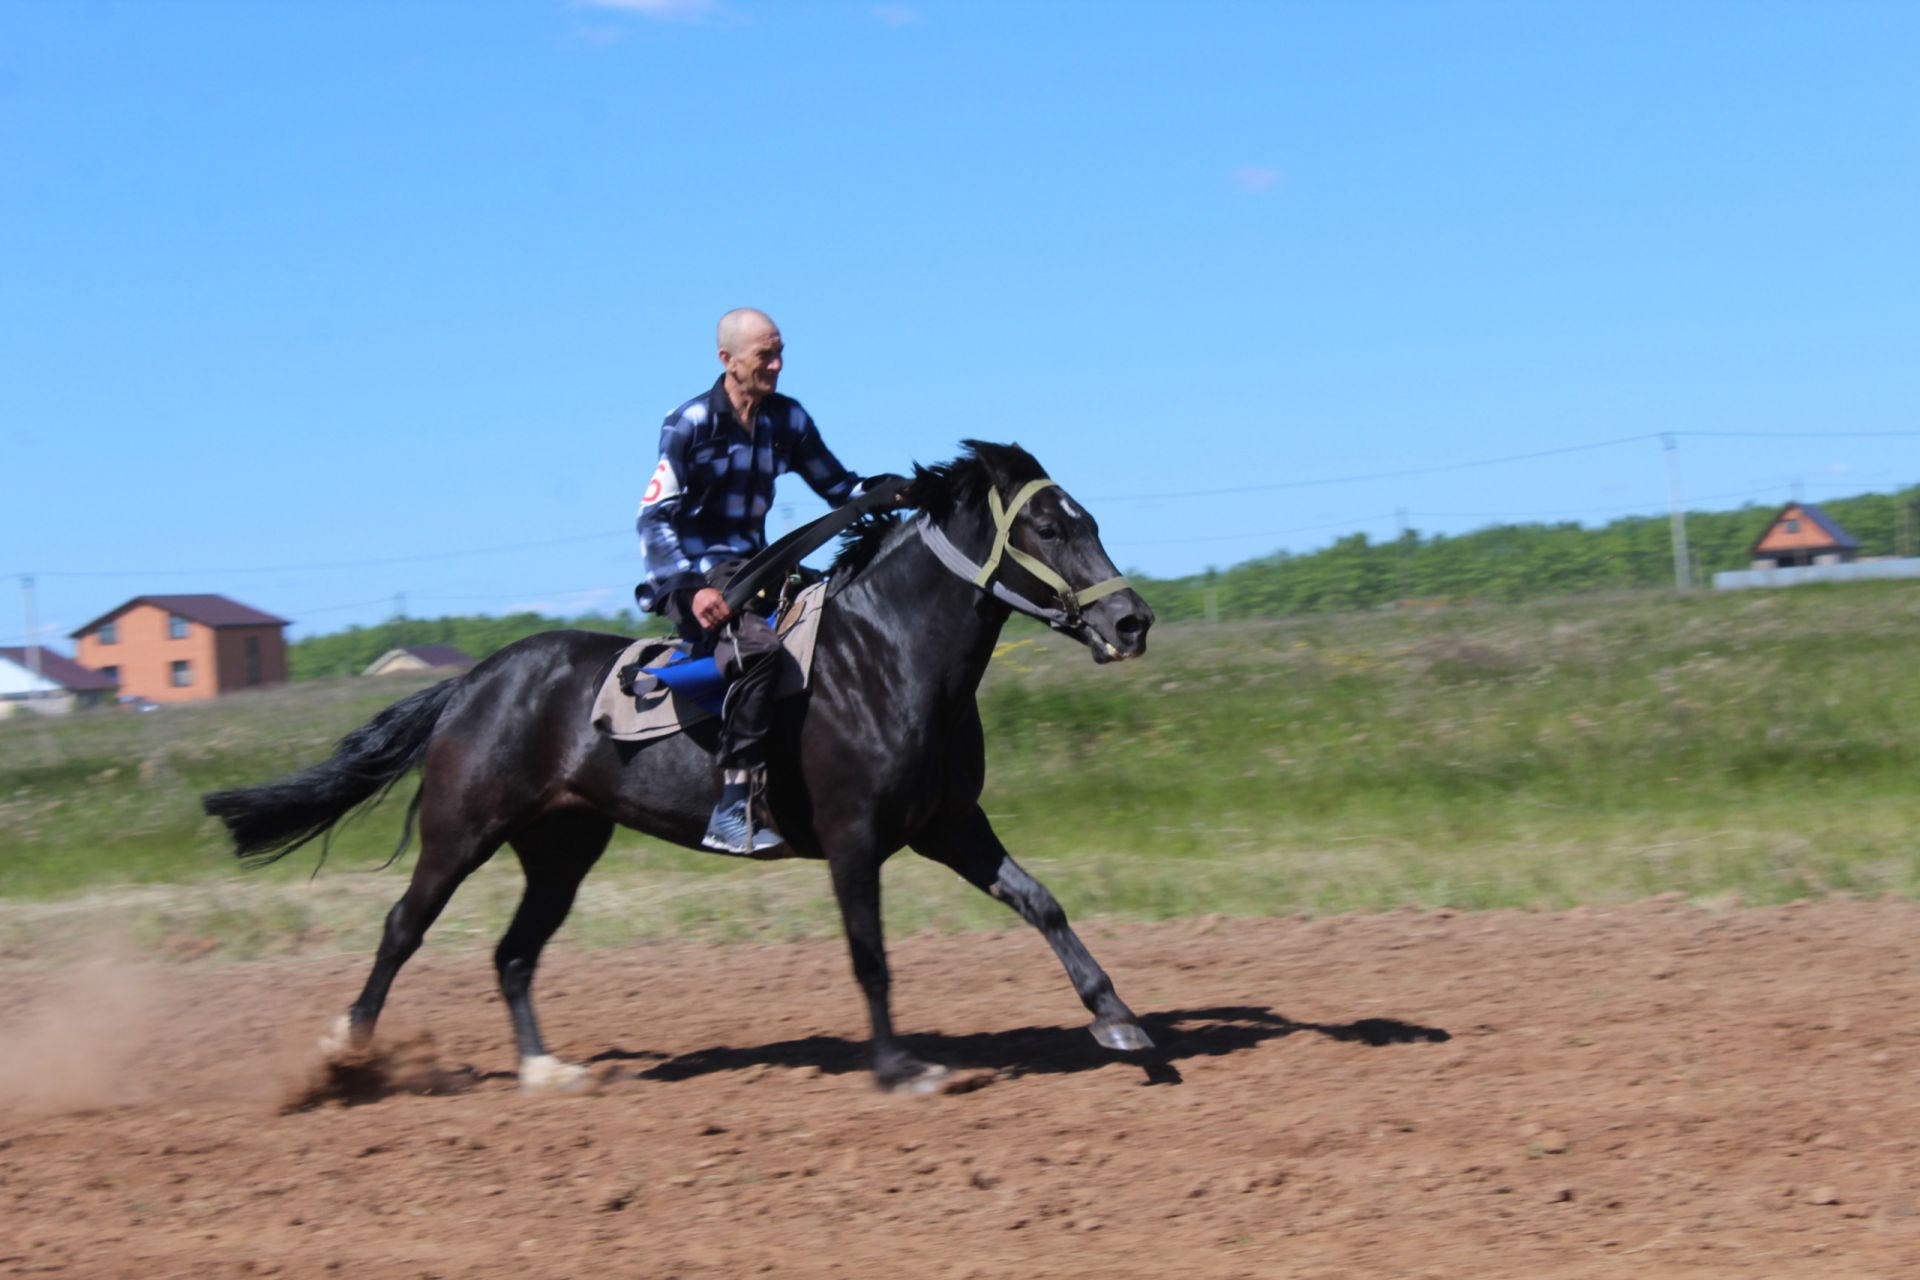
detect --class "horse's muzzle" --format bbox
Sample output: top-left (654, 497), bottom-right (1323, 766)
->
top-left (1082, 591), bottom-right (1153, 663)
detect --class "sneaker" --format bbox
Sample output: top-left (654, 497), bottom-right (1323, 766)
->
top-left (700, 794), bottom-right (785, 855)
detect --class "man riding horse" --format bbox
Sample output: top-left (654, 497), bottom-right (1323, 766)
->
top-left (637, 308), bottom-right (892, 855)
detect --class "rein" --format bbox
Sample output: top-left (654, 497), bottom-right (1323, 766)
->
top-left (720, 481), bottom-right (911, 615)
top-left (915, 477), bottom-right (1131, 630)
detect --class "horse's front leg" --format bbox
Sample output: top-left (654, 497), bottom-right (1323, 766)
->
top-left (913, 805), bottom-right (1153, 1052)
top-left (828, 847), bottom-right (950, 1093)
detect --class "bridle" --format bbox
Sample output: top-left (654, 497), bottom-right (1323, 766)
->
top-left (914, 478), bottom-right (1132, 632)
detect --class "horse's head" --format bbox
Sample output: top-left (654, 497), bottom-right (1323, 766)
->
top-left (910, 441), bottom-right (1154, 663)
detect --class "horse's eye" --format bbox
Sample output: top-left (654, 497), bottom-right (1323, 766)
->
top-left (1036, 522), bottom-right (1062, 542)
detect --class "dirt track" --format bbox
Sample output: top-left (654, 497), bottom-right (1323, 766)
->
top-left (4, 899), bottom-right (1920, 1278)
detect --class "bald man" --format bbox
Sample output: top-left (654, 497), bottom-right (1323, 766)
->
top-left (636, 309), bottom-right (871, 854)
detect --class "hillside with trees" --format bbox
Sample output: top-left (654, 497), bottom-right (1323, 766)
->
top-left (1131, 488), bottom-right (1920, 624)
top-left (288, 607), bottom-right (670, 680)
top-left (286, 488), bottom-right (1918, 677)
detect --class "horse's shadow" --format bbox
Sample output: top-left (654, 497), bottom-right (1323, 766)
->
top-left (590, 1005), bottom-right (1451, 1088)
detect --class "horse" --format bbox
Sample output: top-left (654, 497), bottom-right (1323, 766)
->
top-left (203, 441), bottom-right (1156, 1094)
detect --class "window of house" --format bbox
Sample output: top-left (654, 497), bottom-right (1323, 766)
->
top-left (100, 665), bottom-right (120, 685)
top-left (169, 614), bottom-right (190, 640)
top-left (244, 635), bottom-right (262, 686)
top-left (99, 621), bottom-right (118, 645)
top-left (171, 660), bottom-right (192, 687)
top-left (1785, 518), bottom-right (1801, 533)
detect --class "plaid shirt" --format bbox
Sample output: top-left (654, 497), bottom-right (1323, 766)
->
top-left (635, 375), bottom-right (860, 611)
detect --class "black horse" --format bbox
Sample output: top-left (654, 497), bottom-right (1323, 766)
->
top-left (204, 442), bottom-right (1155, 1093)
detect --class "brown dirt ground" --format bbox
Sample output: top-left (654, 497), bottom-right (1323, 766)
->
top-left (3, 899), bottom-right (1920, 1279)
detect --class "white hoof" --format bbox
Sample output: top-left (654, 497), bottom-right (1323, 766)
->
top-left (887, 1063), bottom-right (952, 1096)
top-left (317, 1014), bottom-right (352, 1057)
top-left (519, 1054), bottom-right (594, 1094)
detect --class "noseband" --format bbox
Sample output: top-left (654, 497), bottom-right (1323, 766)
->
top-left (915, 478), bottom-right (1132, 630)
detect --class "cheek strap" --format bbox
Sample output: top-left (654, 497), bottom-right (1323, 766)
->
top-left (973, 479), bottom-right (1131, 608)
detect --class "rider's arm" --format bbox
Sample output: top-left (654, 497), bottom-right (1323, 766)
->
top-left (636, 415), bottom-right (707, 606)
top-left (787, 406), bottom-right (861, 508)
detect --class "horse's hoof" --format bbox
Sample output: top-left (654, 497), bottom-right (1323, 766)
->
top-left (317, 1014), bottom-right (353, 1057)
top-left (879, 1061), bottom-right (951, 1096)
top-left (519, 1054), bottom-right (596, 1095)
top-left (1090, 1018), bottom-right (1154, 1052)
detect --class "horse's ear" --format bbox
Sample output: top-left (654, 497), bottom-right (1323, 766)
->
top-left (958, 439), bottom-right (1040, 493)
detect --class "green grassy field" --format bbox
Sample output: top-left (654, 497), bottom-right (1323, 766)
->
top-left (6, 581), bottom-right (1920, 959)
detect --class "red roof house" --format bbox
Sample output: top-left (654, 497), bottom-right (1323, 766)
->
top-left (1749, 503), bottom-right (1862, 569)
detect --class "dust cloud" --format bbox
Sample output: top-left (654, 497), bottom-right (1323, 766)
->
top-left (0, 951), bottom-right (160, 1115)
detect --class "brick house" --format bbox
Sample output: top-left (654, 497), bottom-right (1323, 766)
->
top-left (71, 594), bottom-right (291, 703)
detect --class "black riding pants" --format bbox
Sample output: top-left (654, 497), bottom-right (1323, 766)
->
top-left (662, 571), bottom-right (785, 773)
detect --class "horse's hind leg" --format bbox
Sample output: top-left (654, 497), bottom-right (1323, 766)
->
top-left (913, 805), bottom-right (1153, 1052)
top-left (333, 817), bottom-right (504, 1053)
top-left (497, 810), bottom-right (612, 1092)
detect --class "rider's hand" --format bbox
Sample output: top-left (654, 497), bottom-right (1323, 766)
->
top-left (691, 587), bottom-right (733, 630)
top-left (859, 473), bottom-right (913, 506)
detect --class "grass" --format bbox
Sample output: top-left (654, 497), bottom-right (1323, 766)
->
top-left (6, 580), bottom-right (1920, 958)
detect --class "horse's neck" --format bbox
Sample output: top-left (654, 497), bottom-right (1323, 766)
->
top-left (835, 516), bottom-right (1008, 704)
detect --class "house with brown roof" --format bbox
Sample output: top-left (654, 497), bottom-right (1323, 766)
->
top-left (1749, 503), bottom-right (1861, 569)
top-left (71, 594), bottom-right (290, 703)
top-left (0, 646), bottom-right (119, 718)
top-left (363, 645), bottom-right (478, 677)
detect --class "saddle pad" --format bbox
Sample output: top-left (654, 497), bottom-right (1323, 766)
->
top-left (590, 580), bottom-right (828, 742)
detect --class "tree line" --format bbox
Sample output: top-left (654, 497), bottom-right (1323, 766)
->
top-left (1129, 488), bottom-right (1920, 624)
top-left (288, 607), bottom-right (670, 680)
top-left (288, 488), bottom-right (1919, 676)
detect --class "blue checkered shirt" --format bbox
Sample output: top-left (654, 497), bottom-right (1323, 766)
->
top-left (635, 376), bottom-right (861, 612)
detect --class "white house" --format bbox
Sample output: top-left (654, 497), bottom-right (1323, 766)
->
top-left (0, 646), bottom-right (120, 717)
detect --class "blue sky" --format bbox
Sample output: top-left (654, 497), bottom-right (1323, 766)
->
top-left (4, 1), bottom-right (1917, 644)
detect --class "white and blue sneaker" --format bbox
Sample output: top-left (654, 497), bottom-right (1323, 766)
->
top-left (701, 788), bottom-right (785, 855)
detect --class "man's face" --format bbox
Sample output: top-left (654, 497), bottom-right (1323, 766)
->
top-left (722, 323), bottom-right (784, 400)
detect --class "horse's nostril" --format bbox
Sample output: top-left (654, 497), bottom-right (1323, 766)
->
top-left (1116, 613), bottom-right (1148, 640)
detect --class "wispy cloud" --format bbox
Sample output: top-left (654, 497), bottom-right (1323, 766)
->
top-left (579, 0), bottom-right (715, 20)
top-left (1228, 164), bottom-right (1284, 193)
top-left (872, 4), bottom-right (920, 26)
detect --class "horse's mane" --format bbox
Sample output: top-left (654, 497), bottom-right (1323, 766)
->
top-left (827, 440), bottom-right (1048, 586)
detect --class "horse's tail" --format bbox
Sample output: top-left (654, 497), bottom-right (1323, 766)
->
top-left (202, 677), bottom-right (463, 867)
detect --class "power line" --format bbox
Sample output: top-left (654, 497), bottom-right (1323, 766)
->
top-left (1681, 430), bottom-right (1920, 439)
top-left (1086, 433), bottom-right (1664, 503)
top-left (1414, 484), bottom-right (1800, 521)
top-left (1110, 514), bottom-right (1402, 548)
top-left (411, 586), bottom-right (630, 604)
top-left (14, 529), bottom-right (628, 580)
top-left (1085, 428), bottom-right (1920, 506)
top-left (7, 430), bottom-right (1914, 585)
top-left (297, 596), bottom-right (415, 617)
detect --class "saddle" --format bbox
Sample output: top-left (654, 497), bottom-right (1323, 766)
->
top-left (590, 580), bottom-right (829, 743)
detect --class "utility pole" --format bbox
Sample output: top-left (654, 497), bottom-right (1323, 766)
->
top-left (21, 574), bottom-right (41, 685)
top-left (1662, 435), bottom-right (1693, 591)
top-left (1395, 506), bottom-right (1412, 601)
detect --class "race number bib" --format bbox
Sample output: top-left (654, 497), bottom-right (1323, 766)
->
top-left (640, 457), bottom-right (682, 509)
